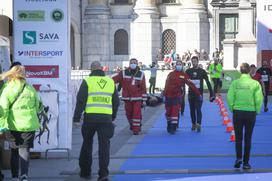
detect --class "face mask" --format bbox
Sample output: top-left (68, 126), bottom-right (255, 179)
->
top-left (176, 65), bottom-right (183, 71)
top-left (130, 63), bottom-right (137, 69)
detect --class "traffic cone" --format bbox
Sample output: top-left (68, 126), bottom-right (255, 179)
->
top-left (223, 116), bottom-right (231, 125)
top-left (222, 111), bottom-right (228, 117)
top-left (226, 121), bottom-right (234, 132)
top-left (230, 130), bottom-right (235, 142)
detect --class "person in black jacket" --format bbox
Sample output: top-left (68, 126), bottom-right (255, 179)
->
top-left (186, 55), bottom-right (215, 132)
top-left (256, 61), bottom-right (272, 112)
top-left (73, 61), bottom-right (119, 181)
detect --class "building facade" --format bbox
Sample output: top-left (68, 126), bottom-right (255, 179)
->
top-left (0, 0), bottom-right (256, 70)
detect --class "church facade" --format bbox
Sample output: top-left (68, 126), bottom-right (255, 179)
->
top-left (70, 0), bottom-right (256, 69)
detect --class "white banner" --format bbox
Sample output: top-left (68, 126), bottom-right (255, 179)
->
top-left (13, 0), bottom-right (71, 151)
top-left (257, 0), bottom-right (272, 52)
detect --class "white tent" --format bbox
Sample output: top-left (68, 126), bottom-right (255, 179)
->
top-left (0, 35), bottom-right (11, 72)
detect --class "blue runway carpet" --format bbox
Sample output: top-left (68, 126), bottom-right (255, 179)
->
top-left (112, 97), bottom-right (272, 181)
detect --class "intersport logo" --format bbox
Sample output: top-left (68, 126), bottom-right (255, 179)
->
top-left (25, 65), bottom-right (59, 78)
top-left (17, 50), bottom-right (64, 58)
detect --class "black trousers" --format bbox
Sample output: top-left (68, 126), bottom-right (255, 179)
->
top-left (149, 77), bottom-right (156, 94)
top-left (8, 131), bottom-right (35, 178)
top-left (264, 83), bottom-right (269, 109)
top-left (79, 122), bottom-right (114, 177)
top-left (212, 78), bottom-right (222, 94)
top-left (188, 96), bottom-right (203, 125)
top-left (180, 85), bottom-right (185, 114)
top-left (233, 110), bottom-right (256, 163)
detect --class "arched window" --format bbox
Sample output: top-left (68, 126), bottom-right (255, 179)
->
top-left (162, 29), bottom-right (176, 55)
top-left (114, 29), bottom-right (128, 55)
top-left (115, 0), bottom-right (129, 4)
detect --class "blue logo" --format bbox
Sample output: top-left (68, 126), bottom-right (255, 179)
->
top-left (23, 31), bottom-right (36, 44)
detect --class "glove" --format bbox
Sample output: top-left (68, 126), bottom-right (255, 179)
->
top-left (209, 96), bottom-right (215, 102)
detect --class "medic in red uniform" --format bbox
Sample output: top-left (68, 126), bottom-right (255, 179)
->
top-left (112, 58), bottom-right (147, 135)
top-left (164, 60), bottom-right (201, 134)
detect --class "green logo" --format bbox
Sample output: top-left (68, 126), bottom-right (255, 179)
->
top-left (23, 31), bottom-right (36, 44)
top-left (18, 11), bottom-right (45, 21)
top-left (51, 9), bottom-right (64, 22)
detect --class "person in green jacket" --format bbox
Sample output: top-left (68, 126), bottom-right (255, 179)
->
top-left (0, 65), bottom-right (41, 181)
top-left (208, 57), bottom-right (223, 96)
top-left (227, 63), bottom-right (263, 170)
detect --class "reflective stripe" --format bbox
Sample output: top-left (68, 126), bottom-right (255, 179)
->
top-left (171, 121), bottom-right (178, 124)
top-left (170, 117), bottom-right (178, 119)
top-left (142, 94), bottom-right (147, 97)
top-left (87, 104), bottom-right (112, 108)
top-left (121, 97), bottom-right (143, 101)
top-left (133, 123), bottom-right (141, 126)
top-left (88, 92), bottom-right (112, 96)
top-left (132, 119), bottom-right (141, 123)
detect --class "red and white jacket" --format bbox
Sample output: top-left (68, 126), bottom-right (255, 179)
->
top-left (112, 68), bottom-right (147, 101)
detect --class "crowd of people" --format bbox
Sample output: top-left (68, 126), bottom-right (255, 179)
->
top-left (0, 54), bottom-right (270, 181)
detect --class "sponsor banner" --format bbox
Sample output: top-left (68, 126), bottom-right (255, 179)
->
top-left (257, 0), bottom-right (272, 91)
top-left (17, 10), bottom-right (45, 21)
top-left (33, 91), bottom-right (59, 152)
top-left (13, 0), bottom-right (71, 151)
top-left (25, 65), bottom-right (59, 78)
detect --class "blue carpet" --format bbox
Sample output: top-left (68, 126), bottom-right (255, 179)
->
top-left (112, 98), bottom-right (272, 181)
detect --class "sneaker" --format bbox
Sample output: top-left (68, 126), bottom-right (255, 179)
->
top-left (97, 176), bottom-right (109, 181)
top-left (243, 163), bottom-right (252, 170)
top-left (12, 178), bottom-right (19, 181)
top-left (80, 173), bottom-right (91, 180)
top-left (264, 108), bottom-right (268, 112)
top-left (196, 124), bottom-right (201, 132)
top-left (20, 174), bottom-right (28, 181)
top-left (234, 159), bottom-right (242, 168)
top-left (191, 124), bottom-right (196, 131)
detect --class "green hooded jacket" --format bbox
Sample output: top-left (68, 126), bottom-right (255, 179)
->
top-left (227, 74), bottom-right (263, 113)
top-left (0, 80), bottom-right (41, 132)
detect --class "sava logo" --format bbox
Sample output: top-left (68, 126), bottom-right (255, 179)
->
top-left (23, 31), bottom-right (36, 44)
top-left (25, 65), bottom-right (59, 78)
top-left (39, 33), bottom-right (59, 42)
top-left (23, 31), bottom-right (60, 44)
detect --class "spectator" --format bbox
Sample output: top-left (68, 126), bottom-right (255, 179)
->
top-left (0, 65), bottom-right (42, 181)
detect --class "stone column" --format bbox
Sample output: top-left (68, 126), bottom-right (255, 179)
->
top-left (235, 0), bottom-right (256, 67)
top-left (82, 0), bottom-right (111, 68)
top-left (178, 0), bottom-right (209, 53)
top-left (236, 0), bottom-right (255, 41)
top-left (131, 0), bottom-right (160, 65)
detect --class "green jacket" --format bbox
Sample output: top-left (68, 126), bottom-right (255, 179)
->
top-left (209, 63), bottom-right (222, 78)
top-left (0, 80), bottom-right (41, 132)
top-left (227, 74), bottom-right (263, 113)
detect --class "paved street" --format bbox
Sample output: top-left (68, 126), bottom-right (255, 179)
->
top-left (2, 94), bottom-right (272, 181)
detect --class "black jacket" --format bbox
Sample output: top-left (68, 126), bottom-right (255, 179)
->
top-left (73, 70), bottom-right (119, 123)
